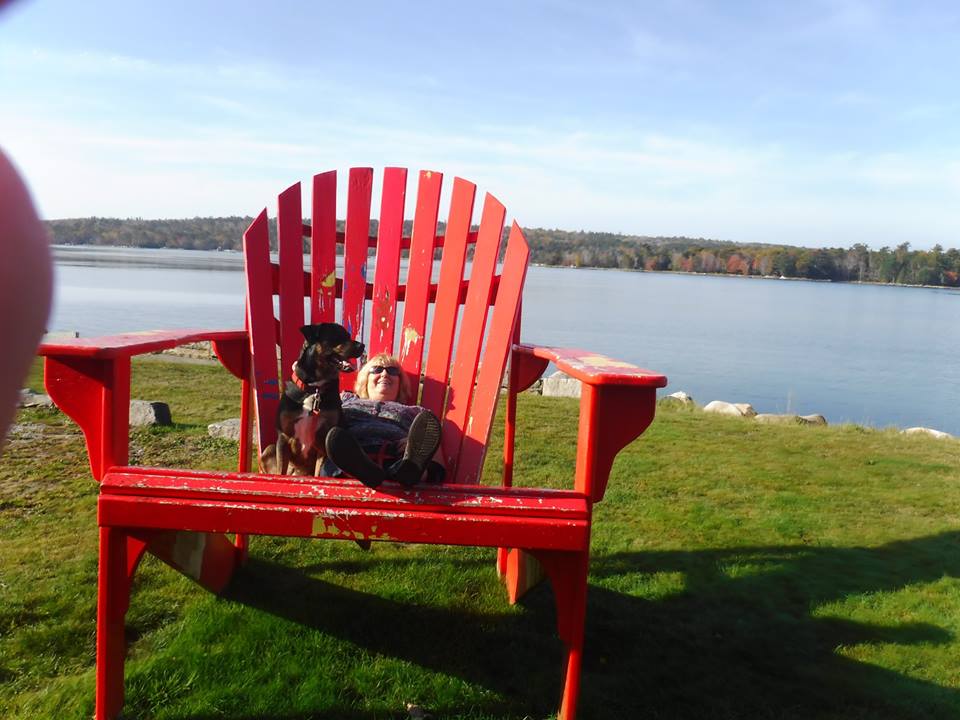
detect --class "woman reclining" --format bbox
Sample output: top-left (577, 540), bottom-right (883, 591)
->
top-left (323, 352), bottom-right (444, 489)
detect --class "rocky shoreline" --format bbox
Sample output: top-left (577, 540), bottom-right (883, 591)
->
top-left (538, 371), bottom-right (956, 440)
top-left (19, 365), bottom-right (955, 443)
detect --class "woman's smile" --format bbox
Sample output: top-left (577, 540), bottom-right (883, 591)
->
top-left (367, 368), bottom-right (399, 402)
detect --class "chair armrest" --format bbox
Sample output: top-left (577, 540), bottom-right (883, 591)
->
top-left (38, 328), bottom-right (247, 360)
top-left (508, 344), bottom-right (667, 503)
top-left (41, 329), bottom-right (249, 481)
top-left (513, 343), bottom-right (666, 389)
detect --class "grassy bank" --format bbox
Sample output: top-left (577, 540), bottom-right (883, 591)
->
top-left (3, 359), bottom-right (960, 719)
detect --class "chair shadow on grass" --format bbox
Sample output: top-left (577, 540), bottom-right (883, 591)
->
top-left (215, 552), bottom-right (563, 720)
top-left (196, 531), bottom-right (960, 720)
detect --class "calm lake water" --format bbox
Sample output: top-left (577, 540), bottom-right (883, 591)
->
top-left (49, 246), bottom-right (960, 435)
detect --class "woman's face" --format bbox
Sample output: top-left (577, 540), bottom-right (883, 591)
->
top-left (365, 362), bottom-right (401, 402)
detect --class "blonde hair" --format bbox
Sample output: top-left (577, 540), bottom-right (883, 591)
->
top-left (354, 352), bottom-right (413, 404)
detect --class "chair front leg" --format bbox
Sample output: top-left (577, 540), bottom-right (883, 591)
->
top-left (95, 527), bottom-right (147, 720)
top-left (498, 347), bottom-right (550, 584)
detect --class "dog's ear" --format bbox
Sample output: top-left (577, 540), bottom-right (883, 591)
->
top-left (300, 324), bottom-right (321, 343)
top-left (301, 322), bottom-right (352, 346)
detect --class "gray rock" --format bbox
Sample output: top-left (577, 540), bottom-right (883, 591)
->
top-left (755, 413), bottom-right (802, 425)
top-left (19, 390), bottom-right (54, 408)
top-left (660, 391), bottom-right (696, 407)
top-left (703, 400), bottom-right (757, 418)
top-left (129, 400), bottom-right (172, 427)
top-left (734, 403), bottom-right (758, 418)
top-left (799, 414), bottom-right (828, 426)
top-left (542, 371), bottom-right (581, 398)
top-left (208, 418), bottom-right (242, 441)
top-left (902, 426), bottom-right (953, 440)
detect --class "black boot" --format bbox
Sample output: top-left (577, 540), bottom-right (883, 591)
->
top-left (325, 427), bottom-right (387, 489)
top-left (390, 411), bottom-right (442, 487)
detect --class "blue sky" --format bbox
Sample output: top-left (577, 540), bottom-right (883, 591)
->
top-left (2, 0), bottom-right (959, 249)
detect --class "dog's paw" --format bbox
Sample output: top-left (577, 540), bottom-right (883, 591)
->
top-left (259, 444), bottom-right (279, 474)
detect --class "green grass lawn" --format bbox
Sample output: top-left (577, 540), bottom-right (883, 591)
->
top-left (3, 358), bottom-right (960, 719)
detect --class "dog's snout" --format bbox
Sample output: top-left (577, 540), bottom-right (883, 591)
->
top-left (339, 340), bottom-right (364, 359)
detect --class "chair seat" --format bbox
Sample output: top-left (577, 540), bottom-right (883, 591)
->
top-left (100, 467), bottom-right (591, 551)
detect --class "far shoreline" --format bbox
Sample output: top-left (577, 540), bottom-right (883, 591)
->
top-left (531, 262), bottom-right (960, 292)
top-left (51, 244), bottom-right (960, 293)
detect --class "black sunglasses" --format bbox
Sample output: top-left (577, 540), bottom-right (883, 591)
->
top-left (369, 365), bottom-right (401, 377)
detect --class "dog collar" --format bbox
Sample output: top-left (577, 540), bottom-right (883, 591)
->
top-left (291, 362), bottom-right (310, 392)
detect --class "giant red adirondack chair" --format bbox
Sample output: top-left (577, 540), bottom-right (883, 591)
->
top-left (39, 167), bottom-right (667, 720)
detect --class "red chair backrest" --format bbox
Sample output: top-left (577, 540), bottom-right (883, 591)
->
top-left (242, 168), bottom-right (530, 484)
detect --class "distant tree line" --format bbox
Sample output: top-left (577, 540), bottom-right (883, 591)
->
top-left (45, 217), bottom-right (960, 287)
top-left (45, 217), bottom-right (256, 251)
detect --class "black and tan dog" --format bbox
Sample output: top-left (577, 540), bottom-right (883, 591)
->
top-left (259, 323), bottom-right (364, 476)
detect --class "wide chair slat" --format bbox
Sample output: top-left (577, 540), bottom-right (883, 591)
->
top-left (421, 176), bottom-right (477, 418)
top-left (243, 211), bottom-right (281, 451)
top-left (455, 221), bottom-right (530, 483)
top-left (310, 170), bottom-right (338, 323)
top-left (369, 166), bottom-right (408, 356)
top-left (278, 182), bottom-right (305, 381)
top-left (398, 169), bottom-right (443, 386)
top-left (441, 192), bottom-right (506, 473)
top-left (342, 167), bottom-right (374, 340)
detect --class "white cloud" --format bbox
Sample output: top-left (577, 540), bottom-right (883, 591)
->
top-left (3, 36), bottom-right (960, 250)
top-left (853, 154), bottom-right (927, 187)
top-left (7, 103), bottom-right (959, 248)
top-left (1, 44), bottom-right (294, 97)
